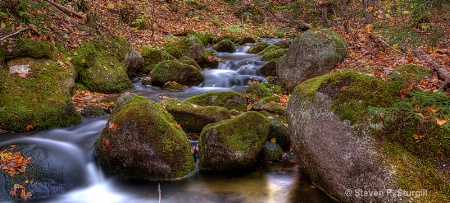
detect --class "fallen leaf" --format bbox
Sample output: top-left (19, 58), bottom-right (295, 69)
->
top-left (104, 139), bottom-right (110, 148)
top-left (435, 118), bottom-right (447, 126)
top-left (25, 125), bottom-right (33, 132)
top-left (247, 103), bottom-right (252, 111)
top-left (271, 138), bottom-right (276, 143)
top-left (108, 122), bottom-right (117, 130)
top-left (426, 107), bottom-right (436, 114)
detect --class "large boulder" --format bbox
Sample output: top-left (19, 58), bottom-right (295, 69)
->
top-left (163, 35), bottom-right (209, 66)
top-left (0, 143), bottom-right (87, 201)
top-left (246, 42), bottom-right (269, 54)
top-left (140, 46), bottom-right (170, 73)
top-left (0, 57), bottom-right (82, 132)
top-left (94, 93), bottom-right (195, 181)
top-left (212, 40), bottom-right (236, 53)
top-left (199, 111), bottom-right (270, 171)
top-left (71, 42), bottom-right (132, 93)
top-left (150, 60), bottom-right (204, 87)
top-left (277, 29), bottom-right (348, 93)
top-left (287, 70), bottom-right (450, 202)
top-left (186, 92), bottom-right (247, 111)
top-left (161, 98), bottom-right (231, 133)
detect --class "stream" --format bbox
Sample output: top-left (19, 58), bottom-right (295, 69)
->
top-left (0, 42), bottom-right (333, 203)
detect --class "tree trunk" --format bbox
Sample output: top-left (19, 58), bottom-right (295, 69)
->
top-left (363, 0), bottom-right (373, 24)
top-left (322, 6), bottom-right (328, 28)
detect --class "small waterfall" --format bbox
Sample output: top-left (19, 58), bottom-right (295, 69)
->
top-left (86, 162), bottom-right (105, 184)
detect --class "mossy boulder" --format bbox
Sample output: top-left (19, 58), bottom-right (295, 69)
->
top-left (0, 57), bottom-right (81, 132)
top-left (273, 40), bottom-right (292, 49)
top-left (123, 50), bottom-right (144, 77)
top-left (140, 46), bottom-right (170, 73)
top-left (71, 42), bottom-right (132, 93)
top-left (262, 112), bottom-right (291, 150)
top-left (246, 42), bottom-right (269, 54)
top-left (150, 60), bottom-right (204, 87)
top-left (246, 82), bottom-right (284, 103)
top-left (185, 92), bottom-right (247, 111)
top-left (199, 111), bottom-right (270, 171)
top-left (179, 56), bottom-right (201, 70)
top-left (259, 60), bottom-right (277, 76)
top-left (163, 35), bottom-right (209, 66)
top-left (162, 81), bottom-right (184, 91)
top-left (80, 105), bottom-right (106, 117)
top-left (252, 96), bottom-right (286, 116)
top-left (161, 98), bottom-right (231, 133)
top-left (94, 93), bottom-right (195, 181)
top-left (258, 141), bottom-right (282, 162)
top-left (0, 37), bottom-right (57, 60)
top-left (277, 29), bottom-right (348, 93)
top-left (287, 70), bottom-right (449, 202)
top-left (212, 40), bottom-right (236, 53)
top-left (258, 45), bottom-right (280, 55)
top-left (260, 48), bottom-right (287, 61)
top-left (0, 143), bottom-right (87, 201)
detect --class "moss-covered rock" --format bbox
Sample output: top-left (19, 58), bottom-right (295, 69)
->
top-left (71, 42), bottom-right (132, 93)
top-left (80, 105), bottom-right (106, 117)
top-left (261, 112), bottom-right (291, 150)
top-left (151, 60), bottom-right (204, 87)
top-left (140, 46), bottom-right (170, 73)
top-left (287, 70), bottom-right (449, 202)
top-left (212, 40), bottom-right (236, 53)
top-left (258, 141), bottom-right (282, 162)
top-left (246, 82), bottom-right (284, 103)
top-left (260, 48), bottom-right (287, 61)
top-left (258, 45), bottom-right (280, 55)
top-left (0, 37), bottom-right (57, 60)
top-left (246, 42), bottom-right (269, 54)
top-left (162, 81), bottom-right (184, 91)
top-left (199, 111), bottom-right (270, 171)
top-left (185, 92), bottom-right (247, 111)
top-left (273, 40), bottom-right (292, 49)
top-left (259, 60), bottom-right (277, 76)
top-left (252, 96), bottom-right (286, 116)
top-left (277, 28), bottom-right (348, 93)
top-left (163, 35), bottom-right (209, 66)
top-left (0, 57), bottom-right (81, 132)
top-left (94, 93), bottom-right (195, 181)
top-left (179, 56), bottom-right (201, 70)
top-left (161, 98), bottom-right (231, 133)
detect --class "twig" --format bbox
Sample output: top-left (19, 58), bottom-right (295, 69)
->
top-left (369, 33), bottom-right (404, 55)
top-left (412, 49), bottom-right (450, 90)
top-left (45, 0), bottom-right (86, 19)
top-left (0, 28), bottom-right (29, 42)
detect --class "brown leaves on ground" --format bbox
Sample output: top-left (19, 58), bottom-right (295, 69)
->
top-left (10, 183), bottom-right (32, 200)
top-left (0, 146), bottom-right (31, 177)
top-left (72, 88), bottom-right (114, 111)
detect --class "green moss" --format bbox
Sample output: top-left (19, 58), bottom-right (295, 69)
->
top-left (0, 37), bottom-right (57, 60)
top-left (0, 58), bottom-right (81, 132)
top-left (162, 81), bottom-right (184, 91)
top-left (187, 30), bottom-right (216, 45)
top-left (151, 60), bottom-right (203, 87)
top-left (317, 28), bottom-right (348, 58)
top-left (71, 42), bottom-right (132, 93)
top-left (96, 95), bottom-right (195, 180)
top-left (212, 40), bottom-right (236, 53)
top-left (185, 91), bottom-right (247, 111)
top-left (258, 141), bottom-right (283, 162)
top-left (260, 49), bottom-right (287, 61)
top-left (179, 56), bottom-right (201, 69)
top-left (391, 64), bottom-right (431, 82)
top-left (246, 42), bottom-right (269, 54)
top-left (140, 46), bottom-right (170, 73)
top-left (246, 82), bottom-right (284, 103)
top-left (258, 45), bottom-right (280, 55)
top-left (163, 35), bottom-right (207, 62)
top-left (161, 98), bottom-right (230, 133)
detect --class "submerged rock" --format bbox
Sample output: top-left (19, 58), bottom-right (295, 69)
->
top-left (94, 93), bottom-right (195, 181)
top-left (0, 144), bottom-right (86, 201)
top-left (258, 141), bottom-right (282, 162)
top-left (161, 98), bottom-right (230, 133)
top-left (0, 57), bottom-right (81, 132)
top-left (277, 29), bottom-right (348, 92)
top-left (199, 111), bottom-right (270, 171)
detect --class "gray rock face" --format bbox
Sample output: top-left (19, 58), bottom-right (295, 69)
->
top-left (151, 60), bottom-right (204, 87)
top-left (287, 91), bottom-right (402, 202)
top-left (199, 111), bottom-right (270, 171)
top-left (277, 29), bottom-right (348, 92)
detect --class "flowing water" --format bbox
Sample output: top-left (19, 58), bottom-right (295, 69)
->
top-left (0, 42), bottom-right (333, 203)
